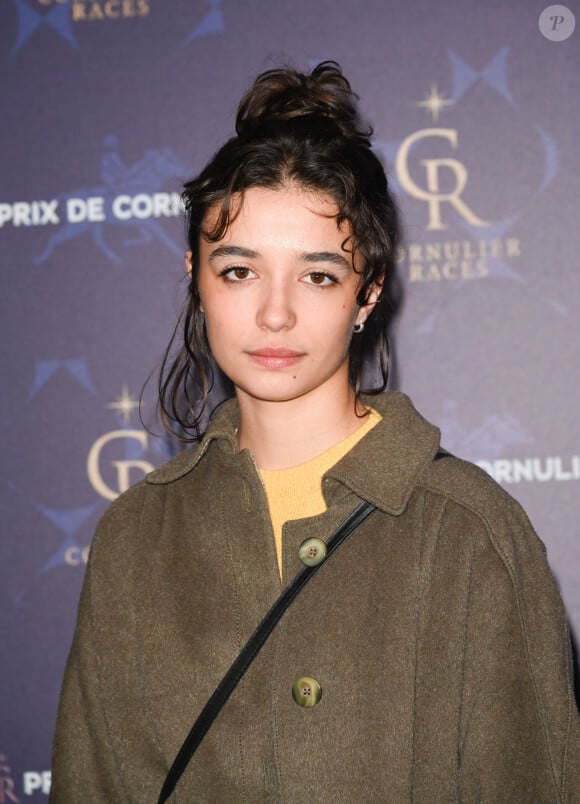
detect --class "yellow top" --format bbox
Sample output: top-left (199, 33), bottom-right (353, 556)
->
top-left (259, 408), bottom-right (382, 579)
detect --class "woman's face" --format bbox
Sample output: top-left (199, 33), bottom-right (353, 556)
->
top-left (193, 184), bottom-right (377, 409)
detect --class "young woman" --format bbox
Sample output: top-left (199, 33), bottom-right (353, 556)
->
top-left (50, 62), bottom-right (579, 802)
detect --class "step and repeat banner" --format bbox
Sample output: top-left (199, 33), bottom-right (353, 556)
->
top-left (1, 0), bottom-right (578, 798)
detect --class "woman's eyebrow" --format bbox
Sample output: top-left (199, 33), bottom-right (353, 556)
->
top-left (207, 245), bottom-right (351, 270)
top-left (208, 245), bottom-right (259, 262)
top-left (300, 251), bottom-right (352, 270)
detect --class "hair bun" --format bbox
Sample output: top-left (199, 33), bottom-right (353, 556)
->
top-left (235, 61), bottom-right (372, 145)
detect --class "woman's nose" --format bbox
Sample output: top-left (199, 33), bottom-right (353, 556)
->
top-left (256, 283), bottom-right (296, 332)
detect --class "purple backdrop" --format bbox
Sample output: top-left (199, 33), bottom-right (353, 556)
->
top-left (1, 0), bottom-right (579, 798)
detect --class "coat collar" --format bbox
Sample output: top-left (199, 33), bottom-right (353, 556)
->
top-left (147, 392), bottom-right (440, 516)
top-left (324, 392), bottom-right (440, 515)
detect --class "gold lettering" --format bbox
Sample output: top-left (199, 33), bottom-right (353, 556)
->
top-left (441, 262), bottom-right (458, 279)
top-left (87, 430), bottom-right (154, 501)
top-left (400, 236), bottom-right (517, 281)
top-left (72, 1), bottom-right (87, 20)
top-left (461, 240), bottom-right (476, 259)
top-left (426, 264), bottom-right (441, 281)
top-left (64, 546), bottom-right (81, 566)
top-left (409, 263), bottom-right (424, 282)
top-left (64, 546), bottom-right (89, 566)
top-left (88, 2), bottom-right (105, 20)
top-left (71, 0), bottom-right (150, 19)
top-left (396, 128), bottom-right (489, 231)
top-left (443, 241), bottom-right (459, 260)
top-left (408, 243), bottom-right (423, 262)
top-left (475, 259), bottom-right (488, 277)
top-left (105, 0), bottom-right (121, 17)
top-left (425, 242), bottom-right (441, 261)
top-left (408, 256), bottom-right (493, 282)
top-left (460, 260), bottom-right (474, 279)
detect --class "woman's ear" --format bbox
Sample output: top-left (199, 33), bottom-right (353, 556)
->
top-left (358, 279), bottom-right (383, 325)
top-left (185, 251), bottom-right (203, 311)
top-left (366, 280), bottom-right (382, 309)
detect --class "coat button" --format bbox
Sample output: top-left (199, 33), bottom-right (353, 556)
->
top-left (298, 537), bottom-right (327, 567)
top-left (292, 676), bottom-right (322, 707)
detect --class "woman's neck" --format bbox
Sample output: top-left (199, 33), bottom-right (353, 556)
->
top-left (236, 385), bottom-right (368, 470)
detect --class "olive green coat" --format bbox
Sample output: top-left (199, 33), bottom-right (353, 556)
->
top-left (50, 392), bottom-right (580, 802)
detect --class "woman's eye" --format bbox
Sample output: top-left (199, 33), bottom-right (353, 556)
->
top-left (304, 271), bottom-right (337, 286)
top-left (221, 266), bottom-right (254, 281)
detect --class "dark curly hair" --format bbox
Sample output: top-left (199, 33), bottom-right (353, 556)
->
top-left (158, 61), bottom-right (400, 441)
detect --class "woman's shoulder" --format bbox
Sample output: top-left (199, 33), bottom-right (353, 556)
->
top-left (364, 390), bottom-right (547, 562)
top-left (419, 449), bottom-right (548, 571)
top-left (367, 392), bottom-right (531, 529)
top-left (86, 446), bottom-right (207, 577)
top-left (422, 449), bottom-right (517, 516)
top-left (362, 391), bottom-right (521, 515)
top-left (90, 401), bottom-right (240, 548)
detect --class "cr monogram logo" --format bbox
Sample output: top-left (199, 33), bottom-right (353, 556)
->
top-left (395, 128), bottom-right (489, 231)
top-left (87, 429), bottom-right (154, 501)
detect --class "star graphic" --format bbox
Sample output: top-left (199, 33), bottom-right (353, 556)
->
top-left (11, 0), bottom-right (78, 52)
top-left (185, 0), bottom-right (224, 43)
top-left (416, 84), bottom-right (453, 122)
top-left (107, 385), bottom-right (141, 425)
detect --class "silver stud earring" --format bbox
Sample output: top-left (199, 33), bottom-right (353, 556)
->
top-left (353, 321), bottom-right (365, 334)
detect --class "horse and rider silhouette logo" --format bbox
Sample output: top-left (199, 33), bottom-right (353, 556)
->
top-left (440, 400), bottom-right (532, 463)
top-left (34, 136), bottom-right (189, 264)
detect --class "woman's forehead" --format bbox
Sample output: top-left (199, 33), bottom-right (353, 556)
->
top-left (201, 184), bottom-right (351, 243)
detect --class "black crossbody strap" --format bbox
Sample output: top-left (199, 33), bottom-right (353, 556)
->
top-left (158, 499), bottom-right (376, 803)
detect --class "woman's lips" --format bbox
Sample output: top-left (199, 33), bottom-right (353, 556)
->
top-left (247, 348), bottom-right (304, 368)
